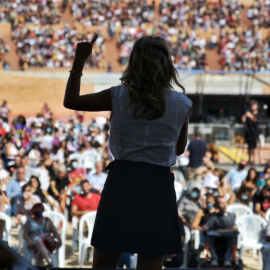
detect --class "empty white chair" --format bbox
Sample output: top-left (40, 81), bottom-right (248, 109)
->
top-left (78, 211), bottom-right (97, 267)
top-left (0, 212), bottom-right (11, 244)
top-left (236, 214), bottom-right (267, 268)
top-left (227, 203), bottom-right (252, 222)
top-left (43, 211), bottom-right (67, 267)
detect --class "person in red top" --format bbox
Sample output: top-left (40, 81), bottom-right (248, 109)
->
top-left (71, 180), bottom-right (100, 219)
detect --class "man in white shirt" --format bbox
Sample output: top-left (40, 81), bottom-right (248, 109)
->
top-left (86, 161), bottom-right (107, 194)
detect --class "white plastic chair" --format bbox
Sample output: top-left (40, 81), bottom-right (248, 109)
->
top-left (231, 183), bottom-right (241, 193)
top-left (0, 212), bottom-right (11, 244)
top-left (43, 211), bottom-right (67, 267)
top-left (265, 208), bottom-right (270, 221)
top-left (78, 211), bottom-right (97, 267)
top-left (82, 150), bottom-right (101, 170)
top-left (180, 225), bottom-right (191, 268)
top-left (227, 203), bottom-right (252, 222)
top-left (236, 214), bottom-right (267, 268)
top-left (174, 181), bottom-right (183, 202)
top-left (71, 215), bottom-right (79, 254)
top-left (42, 203), bottom-right (51, 212)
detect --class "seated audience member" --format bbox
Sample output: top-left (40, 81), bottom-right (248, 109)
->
top-left (192, 193), bottom-right (217, 247)
top-left (30, 175), bottom-right (56, 209)
top-left (48, 164), bottom-right (69, 213)
top-left (178, 187), bottom-right (202, 227)
top-left (6, 167), bottom-right (27, 215)
top-left (87, 161), bottom-right (107, 194)
top-left (193, 159), bottom-right (214, 188)
top-left (0, 186), bottom-right (9, 215)
top-left (0, 159), bottom-right (9, 190)
top-left (203, 167), bottom-right (220, 195)
top-left (240, 167), bottom-right (258, 198)
top-left (216, 169), bottom-right (232, 200)
top-left (255, 185), bottom-right (270, 219)
top-left (202, 196), bottom-right (237, 267)
top-left (257, 172), bottom-right (267, 191)
top-left (71, 180), bottom-right (101, 219)
top-left (225, 160), bottom-right (248, 191)
top-left (68, 159), bottom-right (86, 191)
top-left (16, 183), bottom-right (41, 224)
top-left (228, 186), bottom-right (252, 206)
top-left (23, 203), bottom-right (62, 267)
top-left (264, 166), bottom-right (270, 181)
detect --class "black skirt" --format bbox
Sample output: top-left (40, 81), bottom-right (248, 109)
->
top-left (91, 159), bottom-right (182, 256)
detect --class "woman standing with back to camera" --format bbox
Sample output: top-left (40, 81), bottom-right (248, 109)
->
top-left (64, 34), bottom-right (192, 270)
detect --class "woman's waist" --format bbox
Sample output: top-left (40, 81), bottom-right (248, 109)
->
top-left (107, 159), bottom-right (170, 171)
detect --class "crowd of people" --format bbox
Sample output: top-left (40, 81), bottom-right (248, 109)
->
top-left (11, 23), bottom-right (106, 70)
top-left (247, 0), bottom-right (270, 28)
top-left (0, 0), bottom-right (61, 26)
top-left (218, 25), bottom-right (270, 71)
top-left (1, 0), bottom-right (270, 71)
top-left (0, 99), bottom-right (270, 267)
top-left (159, 0), bottom-right (243, 30)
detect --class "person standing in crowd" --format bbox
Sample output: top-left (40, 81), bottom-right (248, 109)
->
top-left (224, 160), bottom-right (248, 191)
top-left (185, 130), bottom-right (207, 181)
top-left (0, 100), bottom-right (11, 123)
top-left (241, 100), bottom-right (261, 164)
top-left (64, 35), bottom-right (192, 269)
top-left (6, 166), bottom-right (27, 215)
top-left (87, 160), bottom-right (107, 194)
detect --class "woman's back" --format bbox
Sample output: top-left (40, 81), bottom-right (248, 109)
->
top-left (109, 85), bottom-right (192, 167)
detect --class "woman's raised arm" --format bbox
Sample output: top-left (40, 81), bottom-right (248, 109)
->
top-left (63, 34), bottom-right (112, 112)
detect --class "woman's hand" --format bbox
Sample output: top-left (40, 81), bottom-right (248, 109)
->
top-left (74, 34), bottom-right (98, 63)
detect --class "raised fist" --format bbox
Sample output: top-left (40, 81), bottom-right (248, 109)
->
top-left (74, 33), bottom-right (98, 63)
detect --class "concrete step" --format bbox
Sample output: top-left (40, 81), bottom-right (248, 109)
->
top-left (0, 23), bottom-right (20, 70)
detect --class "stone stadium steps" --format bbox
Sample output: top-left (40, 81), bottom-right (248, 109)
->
top-left (58, 0), bottom-right (75, 28)
top-left (205, 48), bottom-right (221, 70)
top-left (104, 39), bottom-right (123, 73)
top-left (0, 23), bottom-right (19, 70)
top-left (240, 6), bottom-right (253, 28)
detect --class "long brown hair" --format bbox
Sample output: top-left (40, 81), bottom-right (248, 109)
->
top-left (120, 36), bottom-right (185, 120)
